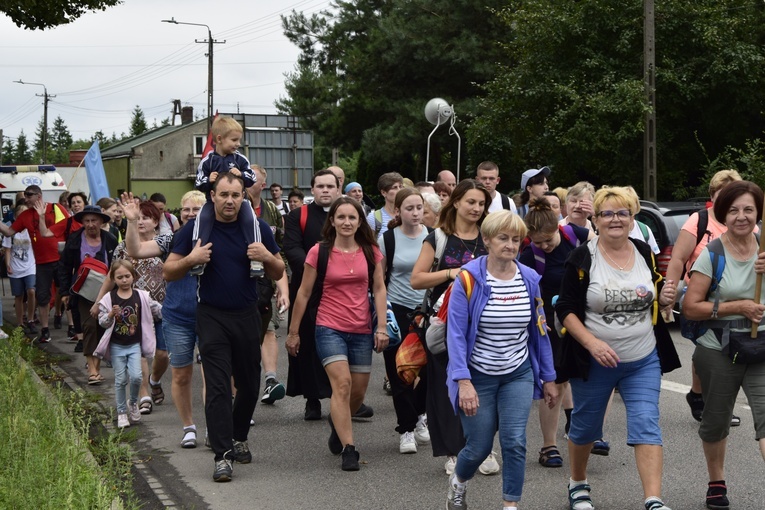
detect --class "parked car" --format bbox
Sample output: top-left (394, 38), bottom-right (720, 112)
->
top-left (636, 200), bottom-right (706, 276)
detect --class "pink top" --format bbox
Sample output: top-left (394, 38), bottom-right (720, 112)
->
top-left (680, 208), bottom-right (727, 283)
top-left (305, 244), bottom-right (383, 334)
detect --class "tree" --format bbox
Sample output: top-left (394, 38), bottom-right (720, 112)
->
top-left (129, 105), bottom-right (148, 137)
top-left (278, 0), bottom-right (513, 187)
top-left (1, 137), bottom-right (15, 164)
top-left (468, 0), bottom-right (765, 198)
top-left (1, 0), bottom-right (122, 30)
top-left (50, 115), bottom-right (73, 164)
top-left (32, 116), bottom-right (50, 164)
top-left (15, 130), bottom-right (32, 164)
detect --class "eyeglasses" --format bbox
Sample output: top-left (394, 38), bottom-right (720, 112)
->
top-left (596, 209), bottom-right (631, 220)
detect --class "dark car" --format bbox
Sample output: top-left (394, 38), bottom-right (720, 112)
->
top-left (636, 200), bottom-right (706, 276)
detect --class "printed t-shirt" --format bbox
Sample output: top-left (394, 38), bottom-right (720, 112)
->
top-left (109, 289), bottom-right (142, 346)
top-left (2, 230), bottom-right (36, 278)
top-left (305, 244), bottom-right (383, 334)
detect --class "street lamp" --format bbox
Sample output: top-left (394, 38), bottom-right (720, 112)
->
top-left (162, 17), bottom-right (224, 128)
top-left (13, 79), bottom-right (54, 164)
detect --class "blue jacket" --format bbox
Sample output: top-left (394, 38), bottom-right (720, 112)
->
top-left (446, 256), bottom-right (556, 414)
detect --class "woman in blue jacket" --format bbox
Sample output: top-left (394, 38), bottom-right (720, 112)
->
top-left (445, 210), bottom-right (558, 510)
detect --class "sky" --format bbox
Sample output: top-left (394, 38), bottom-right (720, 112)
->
top-left (0, 0), bottom-right (331, 145)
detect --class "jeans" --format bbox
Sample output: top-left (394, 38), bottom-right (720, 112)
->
top-left (314, 325), bottom-right (373, 372)
top-left (456, 358), bottom-right (533, 503)
top-left (111, 342), bottom-right (142, 414)
top-left (163, 319), bottom-right (198, 368)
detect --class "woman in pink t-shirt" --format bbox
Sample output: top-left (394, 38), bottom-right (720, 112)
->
top-left (286, 197), bottom-right (388, 471)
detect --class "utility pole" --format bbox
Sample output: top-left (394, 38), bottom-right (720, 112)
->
top-left (643, 0), bottom-right (657, 201)
top-left (14, 80), bottom-right (55, 164)
top-left (162, 18), bottom-right (225, 129)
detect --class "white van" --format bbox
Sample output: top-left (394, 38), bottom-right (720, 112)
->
top-left (0, 165), bottom-right (68, 219)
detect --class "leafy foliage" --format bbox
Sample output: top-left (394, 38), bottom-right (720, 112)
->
top-left (50, 115), bottom-right (73, 164)
top-left (15, 130), bottom-right (32, 164)
top-left (0, 0), bottom-right (122, 30)
top-left (129, 105), bottom-right (148, 138)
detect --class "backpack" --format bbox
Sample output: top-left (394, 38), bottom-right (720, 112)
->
top-left (636, 220), bottom-right (650, 243)
top-left (164, 212), bottom-right (177, 233)
top-left (680, 237), bottom-right (727, 341)
top-left (373, 209), bottom-right (384, 237)
top-left (71, 255), bottom-right (108, 302)
top-left (425, 270), bottom-right (476, 354)
top-left (529, 224), bottom-right (580, 275)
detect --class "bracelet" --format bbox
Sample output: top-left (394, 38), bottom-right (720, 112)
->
top-left (447, 269), bottom-right (452, 280)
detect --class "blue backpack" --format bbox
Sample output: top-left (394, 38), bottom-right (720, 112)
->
top-left (680, 237), bottom-right (727, 341)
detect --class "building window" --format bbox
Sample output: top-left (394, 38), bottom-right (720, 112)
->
top-left (159, 150), bottom-right (164, 162)
top-left (194, 136), bottom-right (206, 157)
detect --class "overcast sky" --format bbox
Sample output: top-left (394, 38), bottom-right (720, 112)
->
top-left (0, 0), bottom-right (331, 145)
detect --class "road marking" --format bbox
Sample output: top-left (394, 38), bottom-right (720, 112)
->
top-left (661, 380), bottom-right (751, 410)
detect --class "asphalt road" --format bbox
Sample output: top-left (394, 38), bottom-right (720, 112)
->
top-left (11, 296), bottom-right (764, 510)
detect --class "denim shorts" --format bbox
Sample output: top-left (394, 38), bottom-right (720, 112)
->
top-left (163, 319), bottom-right (198, 368)
top-left (569, 348), bottom-right (662, 446)
top-left (315, 325), bottom-right (373, 373)
top-left (154, 320), bottom-right (166, 351)
top-left (9, 275), bottom-right (35, 297)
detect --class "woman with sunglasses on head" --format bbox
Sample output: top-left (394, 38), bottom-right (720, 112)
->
top-left (411, 179), bottom-right (494, 476)
top-left (556, 186), bottom-right (680, 510)
top-left (445, 209), bottom-right (557, 510)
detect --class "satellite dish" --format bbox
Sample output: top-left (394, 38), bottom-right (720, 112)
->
top-left (424, 98), bottom-right (453, 125)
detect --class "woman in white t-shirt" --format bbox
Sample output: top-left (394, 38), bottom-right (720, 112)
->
top-left (378, 188), bottom-right (430, 454)
top-left (3, 203), bottom-right (36, 336)
top-left (286, 197), bottom-right (388, 472)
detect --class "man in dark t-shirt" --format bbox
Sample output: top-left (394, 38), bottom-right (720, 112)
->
top-left (164, 173), bottom-right (284, 483)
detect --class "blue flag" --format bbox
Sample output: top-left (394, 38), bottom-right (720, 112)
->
top-left (84, 140), bottom-right (110, 204)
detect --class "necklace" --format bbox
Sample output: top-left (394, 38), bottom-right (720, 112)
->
top-left (456, 234), bottom-right (478, 259)
top-left (724, 232), bottom-right (753, 259)
top-left (338, 246), bottom-right (359, 273)
top-left (600, 243), bottom-right (634, 271)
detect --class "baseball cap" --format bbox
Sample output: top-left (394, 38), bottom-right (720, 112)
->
top-left (520, 166), bottom-right (551, 190)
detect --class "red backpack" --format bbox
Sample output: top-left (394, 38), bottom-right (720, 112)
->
top-left (71, 255), bottom-right (108, 302)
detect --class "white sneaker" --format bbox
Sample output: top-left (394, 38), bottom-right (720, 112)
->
top-left (446, 473), bottom-right (468, 509)
top-left (128, 401), bottom-right (141, 423)
top-left (414, 414), bottom-right (430, 444)
top-left (117, 413), bottom-right (130, 429)
top-left (399, 431), bottom-right (417, 454)
top-left (479, 451), bottom-right (500, 475)
top-left (444, 455), bottom-right (457, 475)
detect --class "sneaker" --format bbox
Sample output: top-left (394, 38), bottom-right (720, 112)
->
top-left (190, 264), bottom-right (205, 276)
top-left (383, 377), bottom-right (392, 395)
top-left (591, 439), bottom-right (610, 456)
top-left (74, 340), bottom-right (84, 353)
top-left (478, 451), bottom-right (499, 475)
top-left (686, 390), bottom-right (704, 422)
top-left (304, 398), bottom-right (321, 421)
top-left (117, 413), bottom-right (130, 429)
top-left (341, 444), bottom-right (360, 471)
top-left (414, 413), bottom-right (430, 445)
top-left (261, 378), bottom-right (286, 404)
top-left (399, 431), bottom-right (417, 454)
top-left (352, 403), bottom-right (374, 419)
top-left (213, 456), bottom-right (233, 482)
top-left (233, 440), bottom-right (251, 464)
top-left (645, 497), bottom-right (672, 510)
top-left (204, 430), bottom-right (210, 448)
top-left (181, 426), bottom-right (197, 449)
top-left (67, 326), bottom-right (77, 342)
top-left (706, 481), bottom-right (729, 509)
top-left (37, 328), bottom-right (50, 344)
top-left (26, 321), bottom-right (38, 335)
top-left (446, 473), bottom-right (468, 509)
top-left (328, 416), bottom-right (343, 455)
top-left (128, 401), bottom-right (141, 423)
top-left (444, 455), bottom-right (457, 475)
top-left (53, 314), bottom-right (62, 329)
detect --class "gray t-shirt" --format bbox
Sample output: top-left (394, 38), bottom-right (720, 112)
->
top-left (690, 244), bottom-right (765, 351)
top-left (378, 227), bottom-right (428, 309)
top-left (584, 239), bottom-right (656, 362)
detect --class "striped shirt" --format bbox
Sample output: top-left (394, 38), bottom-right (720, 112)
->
top-left (469, 270), bottom-right (531, 375)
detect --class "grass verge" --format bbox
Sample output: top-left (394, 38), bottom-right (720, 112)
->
top-left (0, 327), bottom-right (139, 509)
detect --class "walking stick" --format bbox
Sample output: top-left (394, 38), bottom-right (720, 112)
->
top-left (751, 206), bottom-right (765, 338)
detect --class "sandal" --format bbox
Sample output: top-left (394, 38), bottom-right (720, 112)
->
top-left (539, 445), bottom-right (563, 467)
top-left (87, 374), bottom-right (102, 385)
top-left (568, 482), bottom-right (594, 510)
top-left (139, 397), bottom-right (153, 415)
top-left (181, 426), bottom-right (197, 449)
top-left (150, 381), bottom-right (165, 405)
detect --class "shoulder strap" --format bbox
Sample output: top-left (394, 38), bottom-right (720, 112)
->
top-left (164, 212), bottom-right (176, 233)
top-left (696, 209), bottom-right (710, 247)
top-left (530, 243), bottom-right (546, 275)
top-left (300, 205), bottom-right (308, 234)
top-left (316, 243), bottom-right (330, 281)
top-left (637, 221), bottom-right (650, 242)
top-left (374, 209), bottom-right (383, 236)
top-left (706, 238), bottom-right (726, 293)
top-left (458, 270), bottom-right (475, 301)
top-left (383, 228), bottom-right (395, 287)
top-left (500, 194), bottom-right (510, 210)
top-left (560, 224), bottom-right (580, 248)
top-left (433, 228), bottom-right (447, 269)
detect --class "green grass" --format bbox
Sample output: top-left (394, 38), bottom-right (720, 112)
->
top-left (0, 327), bottom-right (137, 509)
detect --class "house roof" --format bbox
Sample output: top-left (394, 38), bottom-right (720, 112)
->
top-left (100, 119), bottom-right (207, 159)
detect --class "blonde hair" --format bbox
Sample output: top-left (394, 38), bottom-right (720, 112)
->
top-left (623, 185), bottom-right (642, 212)
top-left (709, 169), bottom-right (742, 198)
top-left (592, 186), bottom-right (635, 215)
top-left (481, 210), bottom-right (528, 240)
top-left (252, 164), bottom-right (266, 182)
top-left (180, 190), bottom-right (206, 207)
top-left (211, 116), bottom-right (243, 139)
top-left (552, 187), bottom-right (568, 206)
